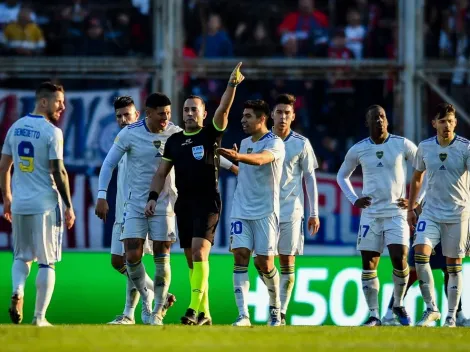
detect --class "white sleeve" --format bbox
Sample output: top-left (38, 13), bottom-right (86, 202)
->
top-left (1, 127), bottom-right (13, 155)
top-left (466, 144), bottom-right (470, 171)
top-left (301, 140), bottom-right (319, 217)
top-left (49, 127), bottom-right (64, 160)
top-left (404, 138), bottom-right (418, 162)
top-left (336, 146), bottom-right (360, 205)
top-left (219, 155), bottom-right (233, 170)
top-left (263, 137), bottom-right (285, 161)
top-left (416, 173), bottom-right (428, 204)
top-left (413, 144), bottom-right (426, 171)
top-left (97, 130), bottom-right (129, 199)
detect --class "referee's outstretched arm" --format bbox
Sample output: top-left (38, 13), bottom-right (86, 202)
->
top-left (213, 62), bottom-right (245, 131)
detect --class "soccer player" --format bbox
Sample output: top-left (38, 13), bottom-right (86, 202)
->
top-left (337, 105), bottom-right (418, 326)
top-left (407, 103), bottom-right (470, 327)
top-left (0, 82), bottom-right (75, 326)
top-left (95, 93), bottom-right (181, 325)
top-left (145, 63), bottom-right (245, 325)
top-left (382, 177), bottom-right (469, 326)
top-left (270, 94), bottom-right (320, 325)
top-left (218, 99), bottom-right (286, 327)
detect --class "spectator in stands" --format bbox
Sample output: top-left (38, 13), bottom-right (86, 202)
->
top-left (235, 21), bottom-right (277, 57)
top-left (0, 0), bottom-right (36, 29)
top-left (345, 8), bottom-right (366, 59)
top-left (75, 16), bottom-right (110, 56)
top-left (195, 13), bottom-right (233, 57)
top-left (0, 6), bottom-right (45, 56)
top-left (278, 0), bottom-right (329, 57)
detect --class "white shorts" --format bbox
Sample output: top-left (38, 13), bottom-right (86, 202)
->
top-left (278, 219), bottom-right (304, 255)
top-left (413, 216), bottom-right (469, 258)
top-left (121, 206), bottom-right (176, 243)
top-left (111, 222), bottom-right (154, 256)
top-left (12, 205), bottom-right (63, 264)
top-left (356, 214), bottom-right (409, 253)
top-left (230, 213), bottom-right (279, 256)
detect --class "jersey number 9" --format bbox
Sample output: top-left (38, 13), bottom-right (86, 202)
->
top-left (18, 141), bottom-right (35, 173)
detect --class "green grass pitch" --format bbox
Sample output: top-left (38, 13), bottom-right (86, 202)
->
top-left (0, 325), bottom-right (469, 352)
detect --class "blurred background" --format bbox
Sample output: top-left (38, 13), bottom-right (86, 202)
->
top-left (1, 0), bottom-right (470, 325)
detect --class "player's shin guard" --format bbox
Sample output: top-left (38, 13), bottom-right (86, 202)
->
top-left (362, 270), bottom-right (380, 318)
top-left (34, 264), bottom-right (56, 320)
top-left (392, 266), bottom-right (409, 307)
top-left (280, 265), bottom-right (295, 314)
top-left (126, 260), bottom-right (151, 302)
top-left (189, 261), bottom-right (209, 312)
top-left (12, 259), bottom-right (31, 297)
top-left (263, 267), bottom-right (281, 308)
top-left (415, 253), bottom-right (438, 311)
top-left (233, 265), bottom-right (249, 317)
top-left (153, 254), bottom-right (171, 316)
top-left (124, 275), bottom-right (140, 318)
top-left (447, 264), bottom-right (463, 320)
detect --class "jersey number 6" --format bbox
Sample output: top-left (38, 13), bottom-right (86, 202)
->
top-left (18, 141), bottom-right (35, 173)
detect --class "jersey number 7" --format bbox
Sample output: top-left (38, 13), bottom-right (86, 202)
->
top-left (18, 141), bottom-right (35, 173)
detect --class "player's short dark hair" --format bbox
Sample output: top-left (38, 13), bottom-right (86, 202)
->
top-left (274, 94), bottom-right (296, 108)
top-left (434, 103), bottom-right (456, 120)
top-left (113, 96), bottom-right (135, 110)
top-left (35, 82), bottom-right (64, 101)
top-left (244, 99), bottom-right (270, 119)
top-left (365, 104), bottom-right (384, 118)
top-left (145, 93), bottom-right (171, 109)
top-left (186, 95), bottom-right (206, 108)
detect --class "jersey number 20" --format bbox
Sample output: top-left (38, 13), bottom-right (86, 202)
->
top-left (18, 141), bottom-right (35, 173)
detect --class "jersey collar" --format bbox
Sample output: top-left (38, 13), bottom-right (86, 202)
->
top-left (435, 134), bottom-right (457, 147)
top-left (368, 134), bottom-right (390, 145)
top-left (28, 113), bottom-right (44, 119)
top-left (272, 127), bottom-right (292, 141)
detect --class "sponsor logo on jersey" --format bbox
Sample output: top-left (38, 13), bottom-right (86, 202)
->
top-left (192, 145), bottom-right (204, 160)
top-left (182, 138), bottom-right (192, 146)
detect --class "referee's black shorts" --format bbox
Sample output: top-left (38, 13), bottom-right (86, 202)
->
top-left (174, 194), bottom-right (221, 249)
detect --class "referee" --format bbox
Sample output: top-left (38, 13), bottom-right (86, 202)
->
top-left (144, 63), bottom-right (245, 325)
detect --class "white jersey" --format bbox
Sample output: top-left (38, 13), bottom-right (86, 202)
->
top-left (113, 120), bottom-right (182, 215)
top-left (414, 135), bottom-right (470, 223)
top-left (231, 132), bottom-right (285, 220)
top-left (114, 154), bottom-right (127, 224)
top-left (337, 134), bottom-right (417, 218)
top-left (2, 113), bottom-right (63, 215)
top-left (280, 131), bottom-right (318, 222)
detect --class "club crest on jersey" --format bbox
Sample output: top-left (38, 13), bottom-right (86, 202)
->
top-left (192, 145), bottom-right (204, 160)
top-left (376, 151), bottom-right (384, 159)
top-left (153, 140), bottom-right (161, 149)
top-left (439, 153), bottom-right (447, 162)
top-left (247, 148), bottom-right (253, 154)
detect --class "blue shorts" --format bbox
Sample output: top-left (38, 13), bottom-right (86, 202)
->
top-left (408, 240), bottom-right (446, 270)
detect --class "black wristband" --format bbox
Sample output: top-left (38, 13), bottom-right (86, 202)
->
top-left (148, 191), bottom-right (159, 202)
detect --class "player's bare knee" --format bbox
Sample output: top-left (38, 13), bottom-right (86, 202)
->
top-left (414, 244), bottom-right (432, 256)
top-left (361, 250), bottom-right (380, 270)
top-left (184, 248), bottom-right (193, 268)
top-left (233, 248), bottom-right (250, 266)
top-left (279, 254), bottom-right (295, 267)
top-left (446, 257), bottom-right (462, 265)
top-left (153, 240), bottom-right (171, 256)
top-left (111, 254), bottom-right (125, 272)
top-left (191, 238), bottom-right (211, 261)
top-left (254, 255), bottom-right (274, 273)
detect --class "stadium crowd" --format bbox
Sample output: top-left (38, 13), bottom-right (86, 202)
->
top-left (0, 0), bottom-right (469, 172)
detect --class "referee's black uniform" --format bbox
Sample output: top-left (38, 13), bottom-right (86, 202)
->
top-left (162, 120), bottom-right (224, 248)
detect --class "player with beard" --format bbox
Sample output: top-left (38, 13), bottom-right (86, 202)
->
top-left (0, 82), bottom-right (75, 326)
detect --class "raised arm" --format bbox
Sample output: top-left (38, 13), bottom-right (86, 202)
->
top-left (0, 154), bottom-right (13, 222)
top-left (213, 62), bottom-right (245, 131)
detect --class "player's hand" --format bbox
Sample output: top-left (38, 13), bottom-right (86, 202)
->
top-left (95, 198), bottom-right (109, 222)
top-left (407, 210), bottom-right (417, 231)
top-left (145, 200), bottom-right (157, 217)
top-left (65, 207), bottom-right (76, 230)
top-left (307, 216), bottom-right (320, 235)
top-left (217, 146), bottom-right (239, 162)
top-left (397, 198), bottom-right (408, 209)
top-left (354, 197), bottom-right (372, 209)
top-left (228, 62), bottom-right (245, 87)
top-left (2, 197), bottom-right (12, 222)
